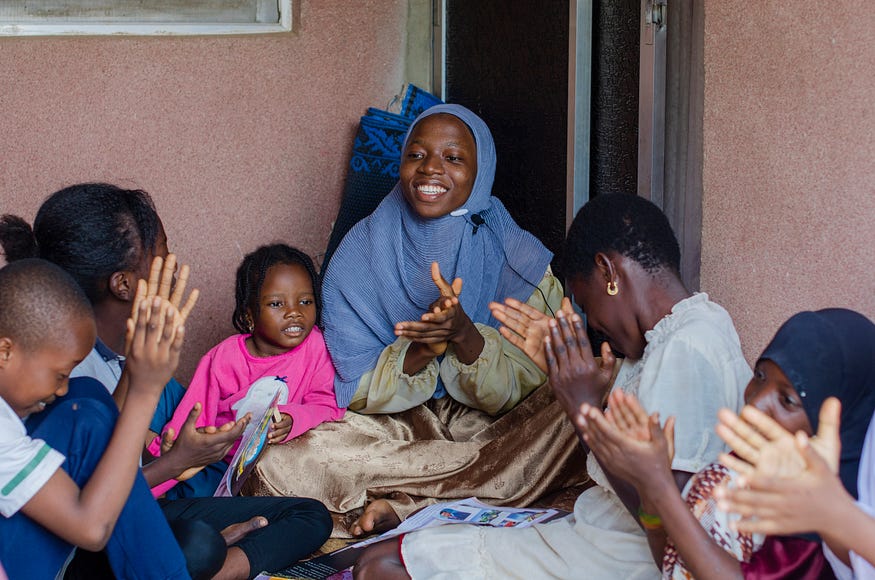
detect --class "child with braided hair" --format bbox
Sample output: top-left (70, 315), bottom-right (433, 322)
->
top-left (152, 244), bottom-right (344, 484)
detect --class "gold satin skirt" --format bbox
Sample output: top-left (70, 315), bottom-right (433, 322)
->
top-left (244, 384), bottom-right (588, 537)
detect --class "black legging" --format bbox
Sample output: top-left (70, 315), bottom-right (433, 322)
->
top-left (66, 496), bottom-right (331, 579)
top-left (159, 495), bottom-right (332, 577)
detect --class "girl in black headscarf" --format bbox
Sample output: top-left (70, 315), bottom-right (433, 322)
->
top-left (716, 308), bottom-right (875, 578)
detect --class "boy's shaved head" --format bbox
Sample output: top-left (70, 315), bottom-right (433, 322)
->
top-left (0, 259), bottom-right (94, 352)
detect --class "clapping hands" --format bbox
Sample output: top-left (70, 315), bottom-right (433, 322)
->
top-left (126, 254), bottom-right (198, 362)
top-left (124, 296), bottom-right (186, 397)
top-left (716, 398), bottom-right (841, 481)
top-left (116, 253), bottom-right (200, 409)
top-left (490, 297), bottom-right (616, 415)
top-left (489, 296), bottom-right (575, 373)
top-left (395, 262), bottom-right (472, 354)
top-left (575, 390), bottom-right (676, 489)
top-left (543, 309), bottom-right (616, 417)
top-left (159, 402), bottom-right (250, 481)
top-left (130, 254), bottom-right (199, 333)
top-left (713, 398), bottom-right (848, 535)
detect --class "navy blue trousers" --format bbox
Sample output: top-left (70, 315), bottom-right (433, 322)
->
top-left (0, 378), bottom-right (190, 580)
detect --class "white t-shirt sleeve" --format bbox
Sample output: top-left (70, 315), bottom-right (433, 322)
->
top-left (823, 501), bottom-right (875, 580)
top-left (0, 401), bottom-right (65, 517)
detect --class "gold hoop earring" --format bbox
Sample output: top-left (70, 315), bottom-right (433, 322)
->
top-left (607, 281), bottom-right (619, 296)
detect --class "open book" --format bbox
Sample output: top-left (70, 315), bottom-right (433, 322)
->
top-left (257, 498), bottom-right (565, 579)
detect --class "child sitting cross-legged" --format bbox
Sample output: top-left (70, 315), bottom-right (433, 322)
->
top-left (150, 244), bottom-right (345, 493)
top-left (0, 258), bottom-right (190, 579)
top-left (572, 308), bottom-right (875, 579)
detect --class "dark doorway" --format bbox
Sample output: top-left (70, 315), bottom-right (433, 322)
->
top-left (590, 0), bottom-right (639, 198)
top-left (445, 0), bottom-right (569, 271)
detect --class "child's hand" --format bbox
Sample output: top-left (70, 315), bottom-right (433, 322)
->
top-left (129, 254), bottom-right (199, 340)
top-left (715, 424), bottom-right (851, 536)
top-left (144, 254), bottom-right (199, 324)
top-left (716, 397), bottom-right (842, 483)
top-left (544, 309), bottom-right (616, 417)
top-left (574, 392), bottom-right (675, 490)
top-left (161, 403), bottom-right (250, 480)
top-left (124, 297), bottom-right (184, 397)
top-left (268, 413), bottom-right (293, 444)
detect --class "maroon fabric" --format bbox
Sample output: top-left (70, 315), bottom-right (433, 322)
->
top-left (741, 536), bottom-right (836, 580)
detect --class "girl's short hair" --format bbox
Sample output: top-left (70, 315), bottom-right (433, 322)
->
top-left (0, 183), bottom-right (160, 304)
top-left (232, 244), bottom-right (321, 333)
top-left (564, 193), bottom-right (681, 279)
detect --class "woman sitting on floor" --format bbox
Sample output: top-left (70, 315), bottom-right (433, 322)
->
top-left (249, 103), bottom-right (587, 536)
top-left (355, 193), bottom-right (752, 578)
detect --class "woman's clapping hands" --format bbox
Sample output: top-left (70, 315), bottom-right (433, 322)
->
top-left (575, 390), bottom-right (675, 489)
top-left (395, 262), bottom-right (482, 361)
top-left (543, 309), bottom-right (616, 417)
top-left (489, 296), bottom-right (575, 373)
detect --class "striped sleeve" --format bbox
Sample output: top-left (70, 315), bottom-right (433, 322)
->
top-left (0, 407), bottom-right (65, 518)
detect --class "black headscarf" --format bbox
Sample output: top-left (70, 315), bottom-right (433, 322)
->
top-left (760, 308), bottom-right (875, 499)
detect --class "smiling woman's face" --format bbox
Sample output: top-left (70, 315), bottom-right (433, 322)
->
top-left (399, 114), bottom-right (477, 219)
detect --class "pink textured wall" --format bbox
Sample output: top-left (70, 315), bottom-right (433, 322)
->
top-left (701, 1), bottom-right (875, 361)
top-left (0, 0), bottom-right (405, 381)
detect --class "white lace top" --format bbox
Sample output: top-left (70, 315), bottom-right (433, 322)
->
top-left (588, 293), bottom-right (751, 490)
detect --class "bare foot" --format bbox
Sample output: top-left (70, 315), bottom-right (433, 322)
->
top-left (350, 499), bottom-right (401, 536)
top-left (221, 516), bottom-right (268, 545)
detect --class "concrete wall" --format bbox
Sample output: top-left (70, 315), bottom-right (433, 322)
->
top-left (701, 1), bottom-right (875, 361)
top-left (5, 0), bottom-right (872, 377)
top-left (0, 0), bottom-right (406, 381)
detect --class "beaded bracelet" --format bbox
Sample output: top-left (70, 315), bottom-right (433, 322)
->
top-left (638, 506), bottom-right (663, 530)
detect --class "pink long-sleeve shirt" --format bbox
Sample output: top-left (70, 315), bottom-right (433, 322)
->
top-left (148, 327), bottom-right (344, 496)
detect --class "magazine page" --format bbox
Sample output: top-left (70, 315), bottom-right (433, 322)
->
top-left (258, 498), bottom-right (565, 579)
top-left (254, 545), bottom-right (359, 580)
top-left (350, 497), bottom-right (559, 547)
top-left (214, 388), bottom-right (282, 497)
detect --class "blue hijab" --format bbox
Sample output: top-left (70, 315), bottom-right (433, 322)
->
top-left (760, 308), bottom-right (875, 499)
top-left (322, 104), bottom-right (553, 408)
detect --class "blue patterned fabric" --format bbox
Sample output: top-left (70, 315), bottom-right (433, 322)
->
top-left (401, 84), bottom-right (444, 118)
top-left (322, 104), bottom-right (554, 408)
top-left (322, 87), bottom-right (442, 273)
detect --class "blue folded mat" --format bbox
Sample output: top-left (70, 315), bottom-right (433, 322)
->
top-left (321, 85), bottom-right (442, 274)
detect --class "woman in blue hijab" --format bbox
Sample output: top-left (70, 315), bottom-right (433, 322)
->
top-left (250, 104), bottom-right (586, 536)
top-left (323, 104), bottom-right (554, 412)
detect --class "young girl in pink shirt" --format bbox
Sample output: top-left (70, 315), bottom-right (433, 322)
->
top-left (151, 244), bottom-right (345, 495)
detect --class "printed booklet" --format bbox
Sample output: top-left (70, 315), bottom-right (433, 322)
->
top-left (257, 497), bottom-right (564, 579)
top-left (214, 389), bottom-right (283, 497)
